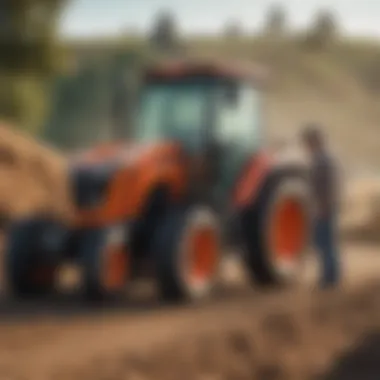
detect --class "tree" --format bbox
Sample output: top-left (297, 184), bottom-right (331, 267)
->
top-left (223, 20), bottom-right (243, 38)
top-left (264, 4), bottom-right (287, 37)
top-left (1, 0), bottom-right (68, 73)
top-left (43, 48), bottom-right (150, 148)
top-left (304, 9), bottom-right (338, 49)
top-left (149, 10), bottom-right (179, 52)
top-left (0, 0), bottom-right (68, 133)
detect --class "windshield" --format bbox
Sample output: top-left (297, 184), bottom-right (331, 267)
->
top-left (134, 81), bottom-right (212, 147)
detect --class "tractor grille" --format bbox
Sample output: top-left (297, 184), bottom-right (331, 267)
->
top-left (70, 167), bottom-right (111, 209)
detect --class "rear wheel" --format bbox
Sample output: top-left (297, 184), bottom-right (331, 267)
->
top-left (242, 173), bottom-right (311, 286)
top-left (5, 219), bottom-right (58, 298)
top-left (153, 205), bottom-right (221, 303)
top-left (81, 226), bottom-right (129, 301)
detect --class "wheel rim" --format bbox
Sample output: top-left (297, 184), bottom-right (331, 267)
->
top-left (187, 226), bottom-right (218, 287)
top-left (269, 197), bottom-right (307, 266)
top-left (102, 245), bottom-right (128, 291)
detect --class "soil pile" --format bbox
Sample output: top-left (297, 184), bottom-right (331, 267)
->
top-left (0, 123), bottom-right (72, 223)
top-left (341, 178), bottom-right (380, 242)
top-left (0, 280), bottom-right (378, 380)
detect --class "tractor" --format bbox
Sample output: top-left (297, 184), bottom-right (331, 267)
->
top-left (4, 60), bottom-right (311, 302)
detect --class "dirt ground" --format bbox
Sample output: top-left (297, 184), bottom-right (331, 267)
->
top-left (0, 242), bottom-right (379, 380)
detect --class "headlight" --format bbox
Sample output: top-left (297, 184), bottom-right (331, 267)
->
top-left (70, 162), bottom-right (119, 208)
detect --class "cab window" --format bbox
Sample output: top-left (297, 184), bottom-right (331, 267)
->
top-left (135, 81), bottom-right (211, 150)
top-left (215, 84), bottom-right (262, 150)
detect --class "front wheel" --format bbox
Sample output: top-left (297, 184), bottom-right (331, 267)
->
top-left (242, 173), bottom-right (311, 286)
top-left (152, 205), bottom-right (222, 303)
top-left (5, 219), bottom-right (58, 298)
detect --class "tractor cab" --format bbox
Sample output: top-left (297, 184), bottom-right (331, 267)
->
top-left (134, 60), bottom-right (267, 200)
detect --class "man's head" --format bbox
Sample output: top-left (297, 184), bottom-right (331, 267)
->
top-left (301, 123), bottom-right (325, 154)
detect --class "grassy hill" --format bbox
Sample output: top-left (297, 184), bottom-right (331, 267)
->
top-left (59, 35), bottom-right (380, 173)
top-left (182, 36), bottom-right (380, 174)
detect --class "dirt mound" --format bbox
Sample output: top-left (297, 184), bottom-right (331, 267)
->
top-left (121, 286), bottom-right (379, 380)
top-left (340, 178), bottom-right (380, 242)
top-left (1, 281), bottom-right (378, 380)
top-left (66, 286), bottom-right (380, 380)
top-left (0, 123), bottom-right (71, 222)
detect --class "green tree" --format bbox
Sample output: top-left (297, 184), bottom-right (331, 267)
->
top-left (149, 10), bottom-right (180, 53)
top-left (1, 0), bottom-right (68, 73)
top-left (0, 0), bottom-right (68, 133)
top-left (43, 47), bottom-right (151, 149)
top-left (223, 20), bottom-right (243, 38)
top-left (303, 9), bottom-right (338, 50)
top-left (264, 4), bottom-right (287, 37)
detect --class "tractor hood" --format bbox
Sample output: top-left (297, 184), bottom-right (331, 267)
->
top-left (69, 140), bottom-right (188, 223)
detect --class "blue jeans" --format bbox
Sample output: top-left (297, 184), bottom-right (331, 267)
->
top-left (314, 215), bottom-right (340, 286)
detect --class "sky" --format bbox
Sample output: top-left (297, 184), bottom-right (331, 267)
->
top-left (59, 0), bottom-right (380, 39)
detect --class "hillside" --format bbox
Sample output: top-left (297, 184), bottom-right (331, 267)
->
top-left (184, 37), bottom-right (380, 174)
top-left (60, 35), bottom-right (380, 173)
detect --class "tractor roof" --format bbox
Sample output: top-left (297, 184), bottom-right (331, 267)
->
top-left (145, 59), bottom-right (268, 86)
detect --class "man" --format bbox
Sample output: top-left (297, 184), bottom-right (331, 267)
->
top-left (301, 124), bottom-right (341, 288)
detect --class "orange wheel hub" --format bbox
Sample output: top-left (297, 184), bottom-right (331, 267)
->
top-left (269, 198), bottom-right (307, 261)
top-left (103, 246), bottom-right (128, 291)
top-left (187, 227), bottom-right (218, 285)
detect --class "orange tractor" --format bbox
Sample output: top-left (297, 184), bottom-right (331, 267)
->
top-left (4, 60), bottom-right (311, 302)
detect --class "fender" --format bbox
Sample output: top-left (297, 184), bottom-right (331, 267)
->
top-left (127, 158), bottom-right (187, 217)
top-left (73, 142), bottom-right (189, 228)
top-left (233, 150), bottom-right (309, 210)
top-left (74, 159), bottom-right (187, 228)
top-left (232, 151), bottom-right (274, 209)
